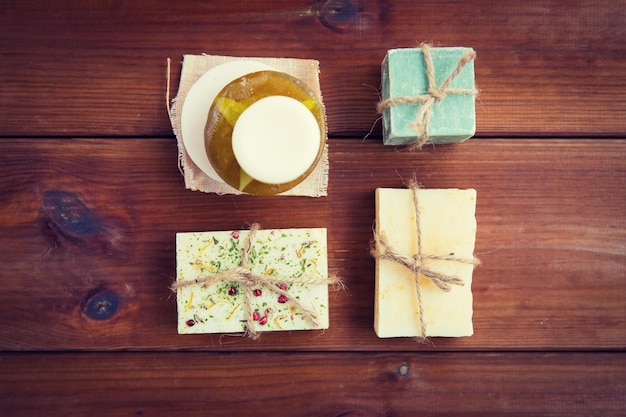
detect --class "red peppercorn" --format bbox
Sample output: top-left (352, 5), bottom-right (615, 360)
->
top-left (278, 295), bottom-right (288, 304)
top-left (252, 311), bottom-right (260, 321)
top-left (186, 319), bottom-right (196, 327)
top-left (228, 286), bottom-right (237, 296)
top-left (253, 288), bottom-right (262, 297)
top-left (259, 315), bottom-right (268, 325)
top-left (277, 283), bottom-right (287, 291)
top-left (231, 231), bottom-right (239, 239)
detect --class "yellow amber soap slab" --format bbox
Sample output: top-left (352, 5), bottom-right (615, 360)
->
top-left (176, 228), bottom-right (329, 335)
top-left (205, 70), bottom-right (326, 195)
top-left (374, 188), bottom-right (477, 338)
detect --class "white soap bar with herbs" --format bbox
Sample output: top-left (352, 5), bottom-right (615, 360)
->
top-left (374, 188), bottom-right (477, 338)
top-left (176, 228), bottom-right (329, 335)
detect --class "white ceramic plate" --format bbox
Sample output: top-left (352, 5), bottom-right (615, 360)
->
top-left (180, 60), bottom-right (276, 181)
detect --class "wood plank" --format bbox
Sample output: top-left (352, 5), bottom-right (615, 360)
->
top-left (1, 1), bottom-right (625, 137)
top-left (0, 138), bottom-right (623, 351)
top-left (1, 351), bottom-right (624, 416)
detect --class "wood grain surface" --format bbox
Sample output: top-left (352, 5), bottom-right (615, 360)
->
top-left (2, 0), bottom-right (626, 138)
top-left (1, 0), bottom-right (625, 416)
top-left (2, 352), bottom-right (624, 417)
top-left (0, 139), bottom-right (623, 352)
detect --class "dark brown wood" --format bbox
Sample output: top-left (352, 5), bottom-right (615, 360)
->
top-left (1, 1), bottom-right (626, 138)
top-left (1, 352), bottom-right (623, 417)
top-left (0, 139), bottom-right (623, 351)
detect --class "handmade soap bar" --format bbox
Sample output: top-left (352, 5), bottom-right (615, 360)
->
top-left (205, 70), bottom-right (326, 195)
top-left (231, 95), bottom-right (321, 187)
top-left (176, 228), bottom-right (329, 335)
top-left (374, 188), bottom-right (477, 338)
top-left (380, 46), bottom-right (476, 146)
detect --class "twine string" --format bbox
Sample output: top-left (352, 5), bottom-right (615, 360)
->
top-left (172, 223), bottom-right (341, 340)
top-left (165, 57), bottom-right (186, 177)
top-left (371, 181), bottom-right (480, 339)
top-left (377, 43), bottom-right (477, 150)
top-left (166, 57), bottom-right (172, 120)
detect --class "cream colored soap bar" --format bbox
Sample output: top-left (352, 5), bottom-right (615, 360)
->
top-left (374, 188), bottom-right (477, 338)
top-left (176, 228), bottom-right (329, 335)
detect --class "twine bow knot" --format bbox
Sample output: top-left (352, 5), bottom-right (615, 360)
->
top-left (427, 87), bottom-right (445, 101)
top-left (377, 43), bottom-right (477, 151)
top-left (371, 182), bottom-right (480, 340)
top-left (172, 223), bottom-right (342, 339)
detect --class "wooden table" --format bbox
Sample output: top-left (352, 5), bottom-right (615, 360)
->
top-left (1, 1), bottom-right (624, 415)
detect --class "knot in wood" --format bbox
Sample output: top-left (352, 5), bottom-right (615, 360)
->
top-left (316, 0), bottom-right (357, 32)
top-left (81, 288), bottom-right (120, 321)
top-left (397, 363), bottom-right (410, 377)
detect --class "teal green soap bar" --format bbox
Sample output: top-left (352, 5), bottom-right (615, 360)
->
top-left (381, 47), bottom-right (476, 146)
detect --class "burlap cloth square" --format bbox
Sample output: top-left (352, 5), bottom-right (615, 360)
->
top-left (168, 54), bottom-right (329, 197)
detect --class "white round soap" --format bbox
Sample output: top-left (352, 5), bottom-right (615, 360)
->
top-left (231, 95), bottom-right (321, 185)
